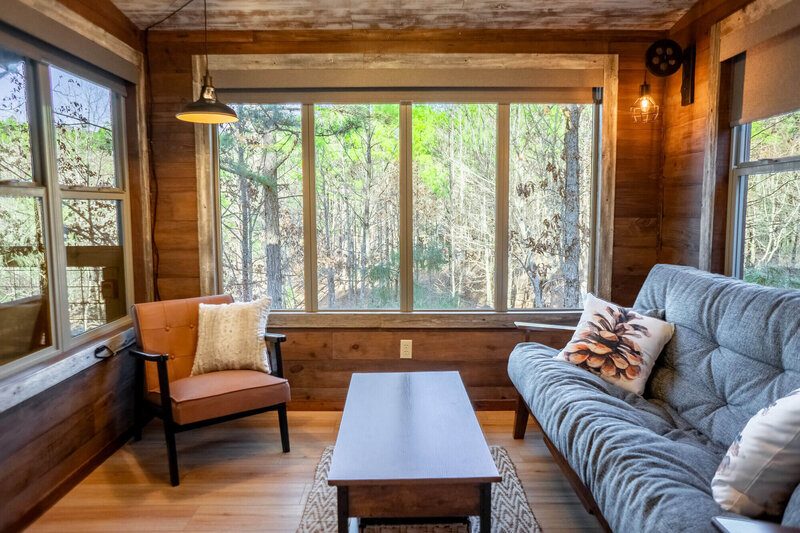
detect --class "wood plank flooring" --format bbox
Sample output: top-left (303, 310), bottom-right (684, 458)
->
top-left (26, 411), bottom-right (604, 533)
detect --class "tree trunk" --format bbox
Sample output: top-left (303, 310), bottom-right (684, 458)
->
top-left (561, 104), bottom-right (582, 307)
top-left (264, 168), bottom-right (282, 309)
top-left (237, 147), bottom-right (253, 301)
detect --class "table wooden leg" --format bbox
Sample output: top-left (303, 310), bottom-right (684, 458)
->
top-left (337, 487), bottom-right (349, 533)
top-left (480, 483), bottom-right (491, 532)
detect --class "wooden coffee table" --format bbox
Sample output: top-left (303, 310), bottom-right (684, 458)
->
top-left (328, 371), bottom-right (501, 532)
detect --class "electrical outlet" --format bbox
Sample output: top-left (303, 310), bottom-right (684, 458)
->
top-left (400, 339), bottom-right (413, 359)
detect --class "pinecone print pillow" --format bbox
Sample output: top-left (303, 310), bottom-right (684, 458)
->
top-left (554, 293), bottom-right (674, 394)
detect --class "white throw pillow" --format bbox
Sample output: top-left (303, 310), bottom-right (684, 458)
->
top-left (554, 293), bottom-right (674, 394)
top-left (712, 389), bottom-right (800, 517)
top-left (191, 297), bottom-right (272, 376)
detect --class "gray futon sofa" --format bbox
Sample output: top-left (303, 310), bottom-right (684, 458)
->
top-left (508, 264), bottom-right (800, 533)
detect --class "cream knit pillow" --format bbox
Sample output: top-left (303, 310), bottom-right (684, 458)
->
top-left (191, 298), bottom-right (272, 376)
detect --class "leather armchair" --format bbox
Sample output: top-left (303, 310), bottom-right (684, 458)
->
top-left (129, 295), bottom-right (290, 486)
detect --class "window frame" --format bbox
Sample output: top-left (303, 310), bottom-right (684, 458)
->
top-left (0, 39), bottom-right (134, 377)
top-left (725, 121), bottom-right (800, 278)
top-left (211, 97), bottom-right (602, 315)
top-left (197, 53), bottom-right (618, 322)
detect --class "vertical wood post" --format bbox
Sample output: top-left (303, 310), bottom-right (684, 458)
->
top-left (700, 23), bottom-right (722, 272)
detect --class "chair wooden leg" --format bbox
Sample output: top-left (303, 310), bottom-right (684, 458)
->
top-left (133, 359), bottom-right (144, 441)
top-left (164, 423), bottom-right (179, 486)
top-left (513, 392), bottom-right (529, 440)
top-left (278, 403), bottom-right (290, 453)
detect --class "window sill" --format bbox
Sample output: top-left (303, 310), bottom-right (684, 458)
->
top-left (268, 310), bottom-right (582, 329)
top-left (0, 320), bottom-right (135, 414)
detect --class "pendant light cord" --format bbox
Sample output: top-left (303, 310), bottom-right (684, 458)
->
top-left (204, 0), bottom-right (209, 77)
top-left (143, 0), bottom-right (202, 300)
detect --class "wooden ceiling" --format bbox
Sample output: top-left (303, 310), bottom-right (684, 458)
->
top-left (111, 0), bottom-right (697, 31)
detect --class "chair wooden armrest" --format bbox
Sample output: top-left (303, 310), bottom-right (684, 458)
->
top-left (128, 348), bottom-right (169, 362)
top-left (265, 333), bottom-right (286, 378)
top-left (713, 516), bottom-right (800, 533)
top-left (264, 333), bottom-right (287, 343)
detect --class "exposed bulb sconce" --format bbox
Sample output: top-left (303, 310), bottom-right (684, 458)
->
top-left (176, 0), bottom-right (238, 124)
top-left (631, 38), bottom-right (696, 123)
top-left (631, 72), bottom-right (660, 123)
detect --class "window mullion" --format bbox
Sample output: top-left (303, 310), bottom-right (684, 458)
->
top-left (302, 104), bottom-right (318, 312)
top-left (399, 103), bottom-right (413, 312)
top-left (113, 93), bottom-right (135, 311)
top-left (34, 61), bottom-right (70, 350)
top-left (494, 104), bottom-right (510, 312)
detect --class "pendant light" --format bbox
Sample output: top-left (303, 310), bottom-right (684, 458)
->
top-left (630, 72), bottom-right (659, 124)
top-left (176, 0), bottom-right (238, 124)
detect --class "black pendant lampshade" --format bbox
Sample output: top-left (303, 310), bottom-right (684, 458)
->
top-left (176, 72), bottom-right (238, 124)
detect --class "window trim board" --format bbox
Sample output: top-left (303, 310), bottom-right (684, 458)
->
top-left (196, 53), bottom-right (618, 312)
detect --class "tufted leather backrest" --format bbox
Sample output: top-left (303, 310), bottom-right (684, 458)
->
top-left (131, 295), bottom-right (234, 391)
top-left (634, 265), bottom-right (800, 447)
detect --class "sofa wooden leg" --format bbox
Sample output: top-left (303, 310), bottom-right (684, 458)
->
top-left (164, 424), bottom-right (179, 486)
top-left (278, 404), bottom-right (290, 453)
top-left (513, 393), bottom-right (529, 439)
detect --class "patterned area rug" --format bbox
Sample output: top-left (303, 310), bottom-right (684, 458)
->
top-left (297, 446), bottom-right (541, 533)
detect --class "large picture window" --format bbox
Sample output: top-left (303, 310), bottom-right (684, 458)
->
top-left (216, 97), bottom-right (600, 312)
top-left (217, 103), bottom-right (304, 309)
top-left (315, 104), bottom-right (400, 310)
top-left (0, 41), bottom-right (131, 369)
top-left (729, 109), bottom-right (800, 289)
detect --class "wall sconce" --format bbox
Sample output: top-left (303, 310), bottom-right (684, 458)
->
top-left (631, 72), bottom-right (659, 123)
top-left (631, 39), bottom-right (696, 123)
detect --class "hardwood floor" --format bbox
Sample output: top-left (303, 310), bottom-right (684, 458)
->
top-left (26, 411), bottom-right (604, 533)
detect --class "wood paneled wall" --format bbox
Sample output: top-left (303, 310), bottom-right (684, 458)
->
top-left (0, 3), bottom-right (143, 532)
top-left (0, 350), bottom-right (136, 532)
top-left (660, 0), bottom-right (754, 269)
top-left (271, 328), bottom-right (572, 410)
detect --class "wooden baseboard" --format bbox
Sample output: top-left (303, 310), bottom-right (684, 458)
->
top-left (10, 427), bottom-right (134, 533)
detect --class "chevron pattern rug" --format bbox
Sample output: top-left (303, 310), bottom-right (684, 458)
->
top-left (297, 446), bottom-right (541, 533)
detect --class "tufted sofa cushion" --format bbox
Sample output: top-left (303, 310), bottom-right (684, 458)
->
top-left (633, 264), bottom-right (800, 448)
top-left (509, 343), bottom-right (730, 533)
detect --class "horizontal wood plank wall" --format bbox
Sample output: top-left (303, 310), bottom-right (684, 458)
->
top-left (270, 328), bottom-right (573, 410)
top-left (660, 0), bottom-right (754, 269)
top-left (0, 3), bottom-right (144, 532)
top-left (0, 351), bottom-right (136, 532)
top-left (147, 29), bottom-right (666, 408)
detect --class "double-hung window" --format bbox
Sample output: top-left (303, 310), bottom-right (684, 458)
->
top-left (215, 96), bottom-right (600, 313)
top-left (728, 109), bottom-right (800, 288)
top-left (0, 36), bottom-right (132, 371)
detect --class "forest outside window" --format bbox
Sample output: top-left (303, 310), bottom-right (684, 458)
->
top-left (215, 97), bottom-right (599, 312)
top-left (0, 40), bottom-right (132, 370)
top-left (728, 109), bottom-right (800, 289)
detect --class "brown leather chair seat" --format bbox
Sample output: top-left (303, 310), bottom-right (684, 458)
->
top-left (146, 370), bottom-right (290, 425)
